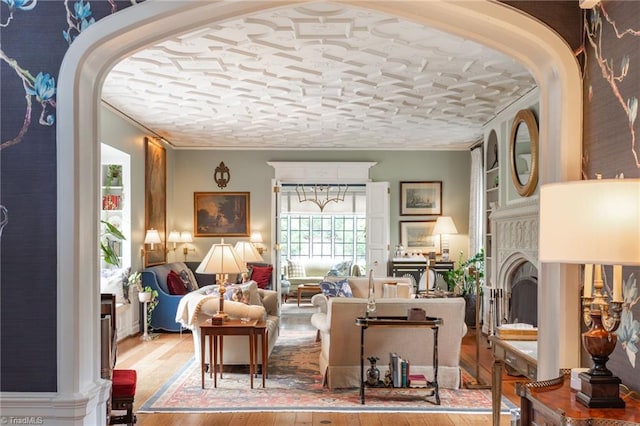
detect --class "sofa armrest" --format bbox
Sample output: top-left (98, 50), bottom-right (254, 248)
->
top-left (311, 293), bottom-right (328, 314)
top-left (310, 312), bottom-right (330, 334)
top-left (259, 289), bottom-right (279, 316)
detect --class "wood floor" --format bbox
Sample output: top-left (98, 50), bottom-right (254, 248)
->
top-left (115, 305), bottom-right (522, 425)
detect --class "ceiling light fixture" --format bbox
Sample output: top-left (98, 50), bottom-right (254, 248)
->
top-left (295, 184), bottom-right (349, 212)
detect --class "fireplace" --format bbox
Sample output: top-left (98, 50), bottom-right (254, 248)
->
top-left (486, 198), bottom-right (539, 335)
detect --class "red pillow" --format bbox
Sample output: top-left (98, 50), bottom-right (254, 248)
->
top-left (251, 265), bottom-right (273, 289)
top-left (167, 270), bottom-right (187, 295)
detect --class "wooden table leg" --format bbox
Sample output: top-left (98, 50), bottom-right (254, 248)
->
top-left (297, 287), bottom-right (302, 307)
top-left (213, 335), bottom-right (217, 388)
top-left (219, 336), bottom-right (224, 379)
top-left (492, 359), bottom-right (503, 426)
top-left (249, 329), bottom-right (254, 389)
top-left (262, 329), bottom-right (268, 387)
top-left (200, 331), bottom-right (206, 389)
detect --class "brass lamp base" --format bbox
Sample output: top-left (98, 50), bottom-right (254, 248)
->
top-left (576, 373), bottom-right (625, 408)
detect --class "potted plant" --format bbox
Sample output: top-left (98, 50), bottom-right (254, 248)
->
top-left (122, 270), bottom-right (141, 304)
top-left (442, 249), bottom-right (485, 326)
top-left (100, 220), bottom-right (125, 268)
top-left (106, 164), bottom-right (122, 187)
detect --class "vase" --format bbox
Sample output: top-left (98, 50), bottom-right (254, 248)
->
top-left (367, 359), bottom-right (380, 386)
top-left (138, 292), bottom-right (152, 303)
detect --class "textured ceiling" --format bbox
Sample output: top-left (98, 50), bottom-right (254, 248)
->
top-left (102, 2), bottom-right (536, 150)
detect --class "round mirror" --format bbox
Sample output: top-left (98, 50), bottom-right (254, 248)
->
top-left (509, 109), bottom-right (539, 197)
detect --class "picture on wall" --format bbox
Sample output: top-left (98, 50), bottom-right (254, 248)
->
top-left (399, 220), bottom-right (441, 255)
top-left (194, 192), bottom-right (250, 237)
top-left (400, 181), bottom-right (442, 216)
top-left (144, 137), bottom-right (167, 267)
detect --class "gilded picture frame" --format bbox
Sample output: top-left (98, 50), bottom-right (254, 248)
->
top-left (194, 192), bottom-right (250, 237)
top-left (399, 220), bottom-right (441, 255)
top-left (144, 137), bottom-right (167, 267)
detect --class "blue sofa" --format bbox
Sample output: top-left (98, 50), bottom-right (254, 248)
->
top-left (141, 261), bottom-right (216, 332)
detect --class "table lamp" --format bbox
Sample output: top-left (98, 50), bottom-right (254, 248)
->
top-left (234, 241), bottom-right (264, 282)
top-left (433, 216), bottom-right (458, 261)
top-left (539, 178), bottom-right (640, 408)
top-left (196, 239), bottom-right (247, 323)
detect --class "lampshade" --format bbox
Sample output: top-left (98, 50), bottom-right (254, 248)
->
top-left (433, 216), bottom-right (458, 235)
top-left (180, 231), bottom-right (193, 243)
top-left (196, 239), bottom-right (247, 275)
top-left (167, 230), bottom-right (181, 243)
top-left (144, 229), bottom-right (161, 245)
top-left (234, 241), bottom-right (264, 263)
top-left (250, 231), bottom-right (263, 244)
top-left (539, 179), bottom-right (640, 265)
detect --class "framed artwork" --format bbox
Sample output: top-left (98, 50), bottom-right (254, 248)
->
top-left (194, 192), bottom-right (250, 237)
top-left (399, 221), bottom-right (441, 255)
top-left (400, 181), bottom-right (442, 216)
top-left (144, 137), bottom-right (167, 267)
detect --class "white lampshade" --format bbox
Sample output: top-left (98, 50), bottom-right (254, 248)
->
top-left (180, 231), bottom-right (193, 243)
top-left (250, 231), bottom-right (263, 244)
top-left (432, 216), bottom-right (458, 235)
top-left (539, 179), bottom-right (640, 265)
top-left (167, 230), bottom-right (181, 248)
top-left (196, 239), bottom-right (247, 276)
top-left (144, 229), bottom-right (161, 249)
top-left (234, 241), bottom-right (264, 263)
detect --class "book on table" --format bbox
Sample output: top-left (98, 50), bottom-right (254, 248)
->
top-left (408, 374), bottom-right (428, 388)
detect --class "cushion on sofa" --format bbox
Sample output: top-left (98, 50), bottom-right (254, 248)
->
top-left (320, 279), bottom-right (353, 298)
top-left (167, 270), bottom-right (188, 295)
top-left (224, 281), bottom-right (263, 307)
top-left (251, 265), bottom-right (273, 289)
top-left (287, 259), bottom-right (306, 278)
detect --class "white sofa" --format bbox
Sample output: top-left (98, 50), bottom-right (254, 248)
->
top-left (283, 258), bottom-right (364, 294)
top-left (175, 282), bottom-right (280, 365)
top-left (310, 277), bottom-right (466, 389)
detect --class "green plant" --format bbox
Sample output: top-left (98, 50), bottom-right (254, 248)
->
top-left (100, 220), bottom-right (126, 267)
top-left (442, 249), bottom-right (485, 296)
top-left (106, 164), bottom-right (122, 186)
top-left (141, 285), bottom-right (159, 331)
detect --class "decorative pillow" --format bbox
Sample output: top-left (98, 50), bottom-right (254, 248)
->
top-left (319, 279), bottom-right (353, 298)
top-left (224, 281), bottom-right (263, 306)
top-left (167, 270), bottom-right (188, 295)
top-left (332, 260), bottom-right (352, 276)
top-left (178, 269), bottom-right (197, 292)
top-left (250, 265), bottom-right (273, 289)
top-left (287, 259), bottom-right (305, 278)
top-left (100, 268), bottom-right (126, 304)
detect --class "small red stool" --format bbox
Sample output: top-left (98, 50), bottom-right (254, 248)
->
top-left (110, 369), bottom-right (137, 425)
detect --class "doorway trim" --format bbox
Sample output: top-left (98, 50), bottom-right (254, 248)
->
top-left (50, 1), bottom-right (583, 422)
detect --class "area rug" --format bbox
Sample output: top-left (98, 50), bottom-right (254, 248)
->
top-left (139, 326), bottom-right (516, 414)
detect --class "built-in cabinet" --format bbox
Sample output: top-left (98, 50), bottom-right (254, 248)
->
top-left (100, 143), bottom-right (138, 341)
top-left (484, 129), bottom-right (499, 284)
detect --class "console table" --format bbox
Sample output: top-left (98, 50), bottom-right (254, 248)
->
top-left (516, 370), bottom-right (640, 425)
top-left (355, 315), bottom-right (443, 405)
top-left (490, 336), bottom-right (537, 426)
top-left (388, 259), bottom-right (453, 291)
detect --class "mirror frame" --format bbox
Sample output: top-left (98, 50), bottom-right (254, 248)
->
top-left (509, 109), bottom-right (539, 197)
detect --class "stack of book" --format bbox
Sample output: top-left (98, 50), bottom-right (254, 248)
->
top-left (389, 352), bottom-right (431, 388)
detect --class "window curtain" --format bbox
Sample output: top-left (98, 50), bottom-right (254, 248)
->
top-left (469, 146), bottom-right (484, 256)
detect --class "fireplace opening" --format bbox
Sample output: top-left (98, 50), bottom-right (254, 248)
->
top-left (508, 261), bottom-right (538, 327)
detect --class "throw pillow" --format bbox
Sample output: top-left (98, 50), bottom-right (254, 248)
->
top-left (178, 269), bottom-right (197, 292)
top-left (319, 279), bottom-right (353, 298)
top-left (332, 260), bottom-right (352, 276)
top-left (287, 259), bottom-right (305, 278)
top-left (250, 265), bottom-right (273, 289)
top-left (223, 281), bottom-right (263, 306)
top-left (166, 270), bottom-right (188, 295)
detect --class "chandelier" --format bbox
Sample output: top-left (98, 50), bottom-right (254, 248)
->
top-left (295, 184), bottom-right (349, 212)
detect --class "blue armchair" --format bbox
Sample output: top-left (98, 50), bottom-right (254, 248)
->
top-left (141, 262), bottom-right (216, 332)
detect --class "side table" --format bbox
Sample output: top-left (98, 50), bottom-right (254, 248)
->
top-left (297, 283), bottom-right (322, 306)
top-left (199, 319), bottom-right (268, 389)
top-left (355, 315), bottom-right (443, 405)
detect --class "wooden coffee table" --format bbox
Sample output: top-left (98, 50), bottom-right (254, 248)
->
top-left (297, 284), bottom-right (322, 306)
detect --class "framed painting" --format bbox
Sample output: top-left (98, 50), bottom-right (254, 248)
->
top-left (194, 192), bottom-right (250, 237)
top-left (144, 137), bottom-right (167, 267)
top-left (399, 221), bottom-right (441, 255)
top-left (400, 181), bottom-right (442, 216)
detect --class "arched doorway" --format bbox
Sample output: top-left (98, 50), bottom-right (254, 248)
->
top-left (56, 1), bottom-right (582, 423)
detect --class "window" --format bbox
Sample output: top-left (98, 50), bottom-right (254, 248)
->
top-left (280, 214), bottom-right (367, 264)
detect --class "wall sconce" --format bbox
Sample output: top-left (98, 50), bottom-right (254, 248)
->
top-left (180, 231), bottom-right (195, 261)
top-left (539, 178), bottom-right (640, 408)
top-left (143, 229), bottom-right (161, 250)
top-left (167, 230), bottom-right (181, 251)
top-left (432, 216), bottom-right (458, 261)
top-left (250, 231), bottom-right (265, 255)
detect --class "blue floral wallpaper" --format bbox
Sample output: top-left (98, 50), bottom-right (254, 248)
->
top-left (583, 1), bottom-right (640, 392)
top-left (0, 0), bottom-right (136, 392)
top-left (0, 0), bottom-right (637, 393)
